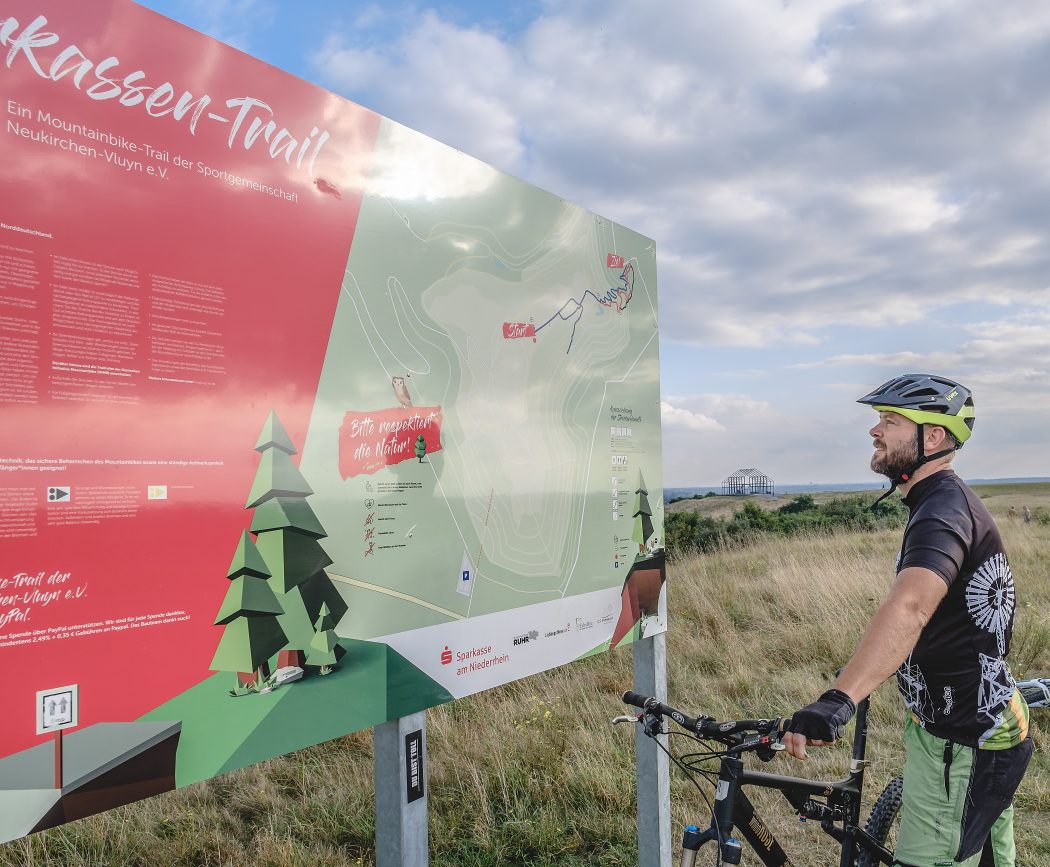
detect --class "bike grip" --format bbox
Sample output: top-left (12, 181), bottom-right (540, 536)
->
top-left (622, 690), bottom-right (651, 709)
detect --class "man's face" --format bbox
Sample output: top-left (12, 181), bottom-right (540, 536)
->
top-left (869, 411), bottom-right (919, 479)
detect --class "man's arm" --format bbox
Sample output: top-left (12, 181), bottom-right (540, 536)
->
top-left (783, 566), bottom-right (949, 759)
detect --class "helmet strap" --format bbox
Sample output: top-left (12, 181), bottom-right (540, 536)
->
top-left (869, 423), bottom-right (956, 511)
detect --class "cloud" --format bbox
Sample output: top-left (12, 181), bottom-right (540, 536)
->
top-left (311, 11), bottom-right (526, 173)
top-left (307, 0), bottom-right (1050, 351)
top-left (174, 0), bottom-right (276, 50)
top-left (660, 400), bottom-right (724, 432)
top-left (299, 0), bottom-right (1050, 480)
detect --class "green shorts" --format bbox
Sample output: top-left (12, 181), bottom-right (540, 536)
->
top-left (894, 717), bottom-right (1032, 867)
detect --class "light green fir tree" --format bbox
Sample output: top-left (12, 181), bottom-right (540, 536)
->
top-left (306, 602), bottom-right (345, 673)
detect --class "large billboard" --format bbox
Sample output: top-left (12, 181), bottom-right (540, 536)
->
top-left (0, 0), bottom-right (664, 841)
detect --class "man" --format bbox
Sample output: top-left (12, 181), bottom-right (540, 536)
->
top-left (783, 374), bottom-right (1031, 867)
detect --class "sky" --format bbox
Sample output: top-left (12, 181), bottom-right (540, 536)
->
top-left (136, 0), bottom-right (1050, 486)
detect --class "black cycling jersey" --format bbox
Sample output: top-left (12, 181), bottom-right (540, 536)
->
top-left (895, 469), bottom-right (1026, 748)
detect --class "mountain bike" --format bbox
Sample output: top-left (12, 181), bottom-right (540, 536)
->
top-left (617, 677), bottom-right (1050, 866)
top-left (1018, 676), bottom-right (1050, 711)
top-left (617, 689), bottom-right (894, 865)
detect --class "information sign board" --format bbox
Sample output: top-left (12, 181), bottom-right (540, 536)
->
top-left (0, 0), bottom-right (663, 841)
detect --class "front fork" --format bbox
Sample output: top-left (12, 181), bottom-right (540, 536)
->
top-left (679, 757), bottom-right (745, 866)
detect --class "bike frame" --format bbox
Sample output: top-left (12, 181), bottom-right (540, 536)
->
top-left (682, 698), bottom-right (893, 866)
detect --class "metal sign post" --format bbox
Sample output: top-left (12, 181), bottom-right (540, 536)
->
top-left (374, 711), bottom-right (429, 866)
top-left (633, 633), bottom-right (671, 867)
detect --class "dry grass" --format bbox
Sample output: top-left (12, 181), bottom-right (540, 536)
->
top-left (3, 505), bottom-right (1048, 866)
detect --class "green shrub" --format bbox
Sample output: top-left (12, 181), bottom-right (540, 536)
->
top-left (665, 494), bottom-right (907, 557)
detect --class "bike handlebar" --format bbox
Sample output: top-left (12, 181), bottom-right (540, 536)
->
top-left (622, 690), bottom-right (782, 740)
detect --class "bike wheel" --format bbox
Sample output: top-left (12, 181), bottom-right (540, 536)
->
top-left (857, 775), bottom-right (903, 867)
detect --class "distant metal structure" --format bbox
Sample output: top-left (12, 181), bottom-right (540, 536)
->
top-left (721, 468), bottom-right (775, 496)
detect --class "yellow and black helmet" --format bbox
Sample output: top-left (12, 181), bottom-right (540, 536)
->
top-left (857, 373), bottom-right (975, 447)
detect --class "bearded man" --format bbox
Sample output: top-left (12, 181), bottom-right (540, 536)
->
top-left (783, 374), bottom-right (1031, 867)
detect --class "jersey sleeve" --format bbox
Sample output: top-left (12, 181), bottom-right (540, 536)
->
top-left (899, 514), bottom-right (970, 586)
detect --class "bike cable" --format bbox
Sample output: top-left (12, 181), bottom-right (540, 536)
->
top-left (647, 728), bottom-right (726, 866)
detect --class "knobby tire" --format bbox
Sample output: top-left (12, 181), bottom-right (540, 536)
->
top-left (857, 775), bottom-right (903, 867)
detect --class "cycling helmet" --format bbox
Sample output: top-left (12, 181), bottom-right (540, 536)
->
top-left (858, 374), bottom-right (974, 508)
top-left (857, 373), bottom-right (975, 446)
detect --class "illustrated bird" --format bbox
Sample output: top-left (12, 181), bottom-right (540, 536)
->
top-left (392, 375), bottom-right (413, 407)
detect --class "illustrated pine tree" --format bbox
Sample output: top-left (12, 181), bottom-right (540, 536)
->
top-left (210, 529), bottom-right (287, 688)
top-left (631, 469), bottom-right (654, 554)
top-left (306, 602), bottom-right (345, 674)
top-left (414, 434), bottom-right (427, 463)
top-left (245, 411), bottom-right (348, 671)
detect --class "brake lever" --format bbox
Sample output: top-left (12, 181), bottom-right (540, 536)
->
top-left (611, 714), bottom-right (639, 726)
top-left (756, 737), bottom-right (785, 762)
top-left (770, 717), bottom-right (787, 751)
top-left (754, 719), bottom-right (788, 761)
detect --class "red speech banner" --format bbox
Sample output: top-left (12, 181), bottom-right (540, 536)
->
top-left (338, 407), bottom-right (443, 478)
top-left (502, 321), bottom-right (536, 341)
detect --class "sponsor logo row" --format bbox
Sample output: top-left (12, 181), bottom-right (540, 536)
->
top-left (439, 605), bottom-right (617, 671)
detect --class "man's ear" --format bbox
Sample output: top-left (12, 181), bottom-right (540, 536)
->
top-left (925, 424), bottom-right (950, 451)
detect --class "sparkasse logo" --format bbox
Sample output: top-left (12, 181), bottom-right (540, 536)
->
top-left (440, 645), bottom-right (453, 665)
top-left (513, 630), bottom-right (539, 647)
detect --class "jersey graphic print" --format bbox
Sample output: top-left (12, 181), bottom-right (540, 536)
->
top-left (897, 655), bottom-right (933, 721)
top-left (978, 653), bottom-right (1017, 722)
top-left (967, 553), bottom-right (1018, 741)
top-left (965, 553), bottom-right (1015, 655)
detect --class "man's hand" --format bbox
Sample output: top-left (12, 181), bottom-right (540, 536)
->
top-left (783, 689), bottom-right (856, 760)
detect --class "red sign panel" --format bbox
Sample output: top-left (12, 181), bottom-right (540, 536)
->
top-left (0, 0), bottom-right (381, 836)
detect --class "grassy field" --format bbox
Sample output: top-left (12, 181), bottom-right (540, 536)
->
top-left (665, 489), bottom-right (864, 518)
top-left (3, 486), bottom-right (1049, 866)
top-left (666, 480), bottom-right (1050, 519)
